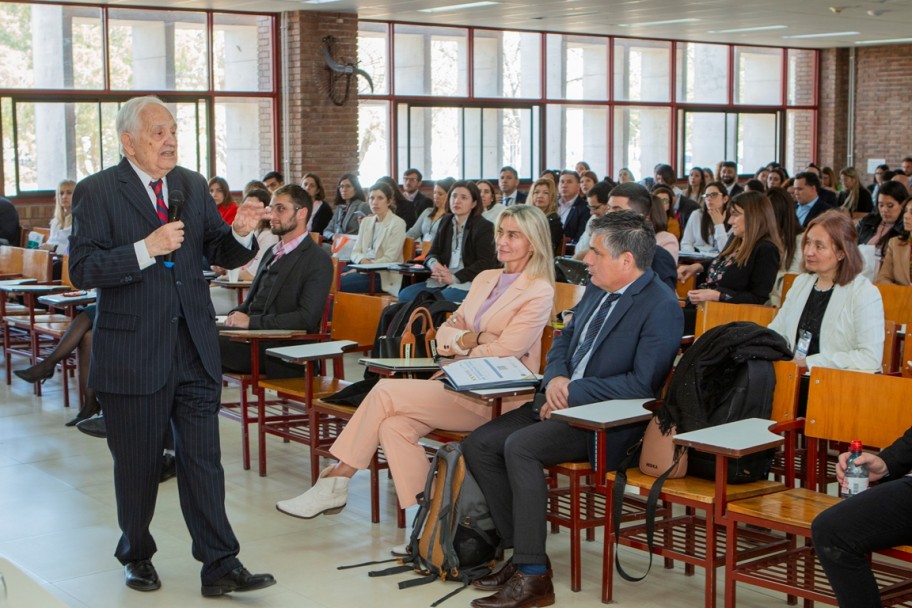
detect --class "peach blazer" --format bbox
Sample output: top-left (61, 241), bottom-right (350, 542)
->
top-left (436, 268), bottom-right (555, 374)
top-left (875, 237), bottom-right (911, 286)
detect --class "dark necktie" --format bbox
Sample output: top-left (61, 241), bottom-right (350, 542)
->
top-left (150, 179), bottom-right (168, 225)
top-left (569, 292), bottom-right (621, 374)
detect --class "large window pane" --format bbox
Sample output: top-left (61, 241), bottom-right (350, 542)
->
top-left (738, 113), bottom-right (778, 171)
top-left (613, 39), bottom-right (670, 102)
top-left (545, 34), bottom-right (608, 101)
top-left (0, 4), bottom-right (103, 90)
top-left (546, 105), bottom-right (608, 174)
top-left (613, 107), bottom-right (670, 183)
top-left (394, 25), bottom-right (468, 97)
top-left (788, 49), bottom-right (816, 106)
top-left (682, 111), bottom-right (731, 173)
top-left (358, 22), bottom-right (389, 96)
top-left (786, 110), bottom-right (815, 177)
top-left (175, 101), bottom-right (209, 177)
top-left (676, 42), bottom-right (728, 104)
top-left (15, 102), bottom-right (75, 190)
top-left (358, 100), bottom-right (389, 185)
top-left (214, 98), bottom-right (273, 187)
top-left (213, 13), bottom-right (273, 93)
top-left (401, 106), bottom-right (463, 179)
top-left (473, 30), bottom-right (541, 99)
top-left (109, 9), bottom-right (208, 91)
top-left (735, 47), bottom-right (782, 105)
top-left (2, 98), bottom-right (16, 194)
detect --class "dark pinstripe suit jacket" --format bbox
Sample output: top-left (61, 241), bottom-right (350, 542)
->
top-left (69, 159), bottom-right (256, 395)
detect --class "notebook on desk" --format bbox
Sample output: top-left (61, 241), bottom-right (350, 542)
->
top-left (439, 356), bottom-right (539, 391)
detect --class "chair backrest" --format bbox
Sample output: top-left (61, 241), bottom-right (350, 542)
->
top-left (21, 248), bottom-right (52, 282)
top-left (693, 301), bottom-right (777, 338)
top-left (675, 274), bottom-right (695, 301)
top-left (904, 335), bottom-right (912, 379)
top-left (805, 367), bottom-right (912, 449)
top-left (780, 272), bottom-right (799, 305)
top-left (769, 360), bottom-right (802, 425)
top-left (32, 226), bottom-right (51, 241)
top-left (882, 320), bottom-right (898, 375)
top-left (402, 237), bottom-right (416, 261)
top-left (553, 282), bottom-right (585, 321)
top-left (330, 291), bottom-right (395, 349)
top-left (539, 325), bottom-right (555, 375)
top-left (876, 283), bottom-right (912, 328)
top-left (310, 232), bottom-right (321, 244)
top-left (0, 245), bottom-right (24, 275)
top-left (60, 255), bottom-right (72, 288)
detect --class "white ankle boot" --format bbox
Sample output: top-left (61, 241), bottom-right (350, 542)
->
top-left (275, 467), bottom-right (350, 519)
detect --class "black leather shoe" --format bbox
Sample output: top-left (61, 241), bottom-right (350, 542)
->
top-left (159, 453), bottom-right (176, 483)
top-left (76, 416), bottom-right (106, 438)
top-left (125, 559), bottom-right (161, 592)
top-left (201, 566), bottom-right (276, 597)
top-left (14, 366), bottom-right (54, 384)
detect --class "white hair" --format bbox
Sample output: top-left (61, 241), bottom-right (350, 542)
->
top-left (117, 96), bottom-right (170, 156)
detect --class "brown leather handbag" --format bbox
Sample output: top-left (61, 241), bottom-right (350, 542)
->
top-left (398, 307), bottom-right (438, 360)
top-left (638, 416), bottom-right (688, 479)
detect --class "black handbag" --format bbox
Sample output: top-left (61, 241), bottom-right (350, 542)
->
top-left (555, 257), bottom-right (590, 286)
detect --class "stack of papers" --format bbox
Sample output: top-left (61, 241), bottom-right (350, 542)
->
top-left (441, 356), bottom-right (538, 391)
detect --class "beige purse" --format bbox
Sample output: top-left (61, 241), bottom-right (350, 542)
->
top-left (638, 416), bottom-right (688, 478)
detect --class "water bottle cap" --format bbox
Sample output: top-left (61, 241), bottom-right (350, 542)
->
top-left (850, 440), bottom-right (863, 452)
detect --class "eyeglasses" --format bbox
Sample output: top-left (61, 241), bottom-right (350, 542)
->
top-left (702, 192), bottom-right (722, 200)
top-left (587, 204), bottom-right (605, 211)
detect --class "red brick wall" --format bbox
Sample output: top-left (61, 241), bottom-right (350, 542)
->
top-left (819, 44), bottom-right (912, 183)
top-left (283, 11), bottom-right (360, 201)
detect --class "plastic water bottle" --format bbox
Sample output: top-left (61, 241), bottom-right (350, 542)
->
top-left (842, 440), bottom-right (869, 498)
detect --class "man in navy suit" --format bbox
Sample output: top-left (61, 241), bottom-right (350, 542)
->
top-left (499, 166), bottom-right (527, 206)
top-left (794, 171), bottom-right (832, 227)
top-left (69, 96), bottom-right (275, 597)
top-left (464, 211), bottom-right (683, 608)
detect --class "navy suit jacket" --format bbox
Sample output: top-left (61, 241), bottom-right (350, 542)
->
top-left (800, 198), bottom-right (832, 227)
top-left (503, 190), bottom-right (526, 205)
top-left (69, 159), bottom-right (255, 395)
top-left (562, 196), bottom-right (591, 243)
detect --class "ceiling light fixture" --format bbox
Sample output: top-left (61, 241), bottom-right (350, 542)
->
top-left (782, 31), bottom-right (859, 39)
top-left (304, 0), bottom-right (342, 4)
top-left (707, 25), bottom-right (788, 34)
top-left (617, 18), bottom-right (700, 28)
top-left (855, 37), bottom-right (912, 44)
top-left (418, 1), bottom-right (498, 13)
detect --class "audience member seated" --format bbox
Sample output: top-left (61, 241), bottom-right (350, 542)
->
top-left (719, 160), bottom-right (744, 198)
top-left (498, 165), bottom-right (526, 206)
top-left (678, 191), bottom-right (782, 334)
top-left (812, 425), bottom-right (912, 608)
top-left (302, 173), bottom-right (333, 235)
top-left (322, 173), bottom-right (370, 244)
top-left (703, 166), bottom-right (716, 185)
top-left (275, 204), bottom-right (555, 520)
top-left (769, 210), bottom-right (883, 378)
top-left (821, 166), bottom-right (839, 194)
top-left (406, 177), bottom-right (452, 245)
top-left (607, 182), bottom-right (680, 275)
top-left (767, 186), bottom-right (804, 305)
top-left (651, 185), bottom-right (682, 246)
top-left (681, 180), bottom-right (730, 254)
top-left (397, 180), bottom-right (497, 303)
top-left (617, 167), bottom-right (635, 184)
top-left (682, 166), bottom-right (706, 208)
top-left (208, 176), bottom-right (237, 224)
top-left (219, 184), bottom-right (333, 379)
top-left (401, 168), bottom-right (433, 216)
top-left (856, 180), bottom-right (908, 259)
top-left (556, 170), bottom-right (590, 243)
top-left (339, 181), bottom-right (407, 294)
top-left (793, 171), bottom-right (832, 228)
top-left (573, 181), bottom-right (610, 259)
top-left (745, 178), bottom-right (766, 193)
top-left (574, 160), bottom-right (590, 175)
top-left (262, 170), bottom-right (284, 192)
top-left (375, 175), bottom-right (417, 230)
top-left (875, 195), bottom-right (912, 285)
top-left (804, 163), bottom-right (837, 207)
top-left (837, 167), bottom-right (873, 214)
top-left (41, 179), bottom-right (75, 254)
top-left (528, 177), bottom-right (564, 255)
top-left (655, 163), bottom-right (699, 230)
top-left (0, 195), bottom-right (20, 246)
top-left (478, 179), bottom-right (505, 224)
top-left (649, 193), bottom-right (679, 262)
top-left (767, 167), bottom-right (787, 190)
top-left (579, 170), bottom-right (598, 197)
top-left (462, 211), bottom-right (683, 608)
top-left (868, 163), bottom-right (890, 198)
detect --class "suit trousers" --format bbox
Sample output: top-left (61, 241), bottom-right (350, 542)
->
top-left (329, 378), bottom-right (521, 507)
top-left (462, 403), bottom-right (590, 565)
top-left (811, 476), bottom-right (912, 607)
top-left (100, 321), bottom-right (241, 583)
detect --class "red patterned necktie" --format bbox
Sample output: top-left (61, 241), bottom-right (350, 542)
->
top-left (150, 179), bottom-right (168, 225)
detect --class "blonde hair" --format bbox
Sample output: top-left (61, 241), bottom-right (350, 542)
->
top-left (530, 177), bottom-right (558, 215)
top-left (495, 205), bottom-right (555, 285)
top-left (54, 179), bottom-right (76, 229)
top-left (839, 166), bottom-right (862, 212)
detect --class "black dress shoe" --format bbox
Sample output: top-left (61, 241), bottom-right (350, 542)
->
top-left (201, 566), bottom-right (276, 597)
top-left (159, 453), bottom-right (176, 483)
top-left (76, 416), bottom-right (106, 438)
top-left (125, 559), bottom-right (161, 592)
top-left (13, 366), bottom-right (54, 384)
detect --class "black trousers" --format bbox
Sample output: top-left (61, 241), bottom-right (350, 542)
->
top-left (219, 335), bottom-right (307, 379)
top-left (100, 322), bottom-right (241, 583)
top-left (462, 403), bottom-right (590, 565)
top-left (811, 475), bottom-right (912, 607)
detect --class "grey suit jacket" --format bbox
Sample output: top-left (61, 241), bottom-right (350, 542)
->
top-left (69, 159), bottom-right (255, 394)
top-left (235, 235), bottom-right (333, 331)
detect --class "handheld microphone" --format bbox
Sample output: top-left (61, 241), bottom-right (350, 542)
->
top-left (163, 191), bottom-right (184, 269)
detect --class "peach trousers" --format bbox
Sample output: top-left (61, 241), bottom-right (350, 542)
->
top-left (330, 378), bottom-right (525, 507)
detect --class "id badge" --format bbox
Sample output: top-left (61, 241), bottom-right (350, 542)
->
top-left (794, 330), bottom-right (812, 360)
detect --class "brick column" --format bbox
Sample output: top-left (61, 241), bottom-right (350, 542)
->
top-left (817, 48), bottom-right (849, 173)
top-left (283, 11), bottom-right (360, 200)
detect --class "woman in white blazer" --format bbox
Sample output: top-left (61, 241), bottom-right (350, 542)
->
top-left (339, 181), bottom-right (407, 294)
top-left (768, 210), bottom-right (884, 373)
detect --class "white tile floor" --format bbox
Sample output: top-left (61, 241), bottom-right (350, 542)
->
top-left (0, 357), bottom-right (789, 607)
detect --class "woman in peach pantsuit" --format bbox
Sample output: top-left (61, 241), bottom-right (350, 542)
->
top-left (276, 205), bottom-right (556, 518)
